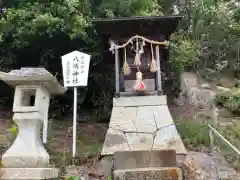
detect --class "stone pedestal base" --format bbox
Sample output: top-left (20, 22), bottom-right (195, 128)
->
top-left (114, 167), bottom-right (182, 180)
top-left (0, 168), bottom-right (59, 180)
top-left (2, 113), bottom-right (50, 168)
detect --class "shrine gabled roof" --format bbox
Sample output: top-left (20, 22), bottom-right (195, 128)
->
top-left (92, 15), bottom-right (183, 39)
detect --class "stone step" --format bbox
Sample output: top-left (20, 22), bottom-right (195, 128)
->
top-left (114, 167), bottom-right (182, 180)
top-left (0, 168), bottom-right (59, 179)
top-left (114, 150), bottom-right (177, 169)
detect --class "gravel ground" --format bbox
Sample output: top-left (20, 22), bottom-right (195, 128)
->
top-left (186, 151), bottom-right (240, 180)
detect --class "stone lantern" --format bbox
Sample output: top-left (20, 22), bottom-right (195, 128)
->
top-left (0, 68), bottom-right (66, 179)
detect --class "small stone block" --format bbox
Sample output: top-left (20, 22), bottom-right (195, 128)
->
top-left (114, 167), bottom-right (182, 180)
top-left (0, 168), bottom-right (59, 180)
top-left (114, 150), bottom-right (177, 170)
top-left (101, 128), bottom-right (130, 155)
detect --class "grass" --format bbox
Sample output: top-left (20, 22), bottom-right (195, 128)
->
top-left (217, 121), bottom-right (240, 169)
top-left (175, 120), bottom-right (210, 151)
top-left (44, 122), bottom-right (105, 179)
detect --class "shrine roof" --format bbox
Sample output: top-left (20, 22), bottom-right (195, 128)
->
top-left (92, 15), bottom-right (183, 39)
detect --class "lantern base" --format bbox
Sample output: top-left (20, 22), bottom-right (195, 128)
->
top-left (2, 113), bottom-right (49, 168)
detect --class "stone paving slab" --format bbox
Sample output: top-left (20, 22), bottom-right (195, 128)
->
top-left (114, 167), bottom-right (182, 180)
top-left (101, 128), bottom-right (129, 155)
top-left (101, 96), bottom-right (187, 156)
top-left (134, 106), bottom-right (159, 133)
top-left (152, 125), bottom-right (187, 154)
top-left (109, 107), bottom-right (137, 132)
top-left (124, 133), bottom-right (154, 151)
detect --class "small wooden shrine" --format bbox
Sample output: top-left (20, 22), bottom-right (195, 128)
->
top-left (93, 15), bottom-right (182, 97)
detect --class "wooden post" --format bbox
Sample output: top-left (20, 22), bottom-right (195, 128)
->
top-left (115, 45), bottom-right (120, 97)
top-left (155, 45), bottom-right (162, 94)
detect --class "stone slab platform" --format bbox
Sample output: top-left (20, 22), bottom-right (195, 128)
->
top-left (0, 168), bottom-right (59, 180)
top-left (114, 150), bottom-right (177, 169)
top-left (114, 167), bottom-right (182, 180)
top-left (101, 96), bottom-right (187, 155)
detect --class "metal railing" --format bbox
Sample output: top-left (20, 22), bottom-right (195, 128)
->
top-left (208, 125), bottom-right (240, 180)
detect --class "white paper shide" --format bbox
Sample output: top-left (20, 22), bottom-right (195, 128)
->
top-left (61, 51), bottom-right (90, 87)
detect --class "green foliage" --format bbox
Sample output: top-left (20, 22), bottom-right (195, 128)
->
top-left (0, 1), bottom-right (89, 48)
top-left (219, 121), bottom-right (240, 147)
top-left (66, 176), bottom-right (80, 180)
top-left (169, 0), bottom-right (240, 82)
top-left (96, 0), bottom-right (163, 17)
top-left (169, 30), bottom-right (199, 74)
top-left (0, 1), bottom-right (94, 115)
top-left (7, 124), bottom-right (18, 138)
top-left (215, 88), bottom-right (240, 114)
top-left (217, 121), bottom-right (240, 168)
top-left (175, 120), bottom-right (210, 150)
